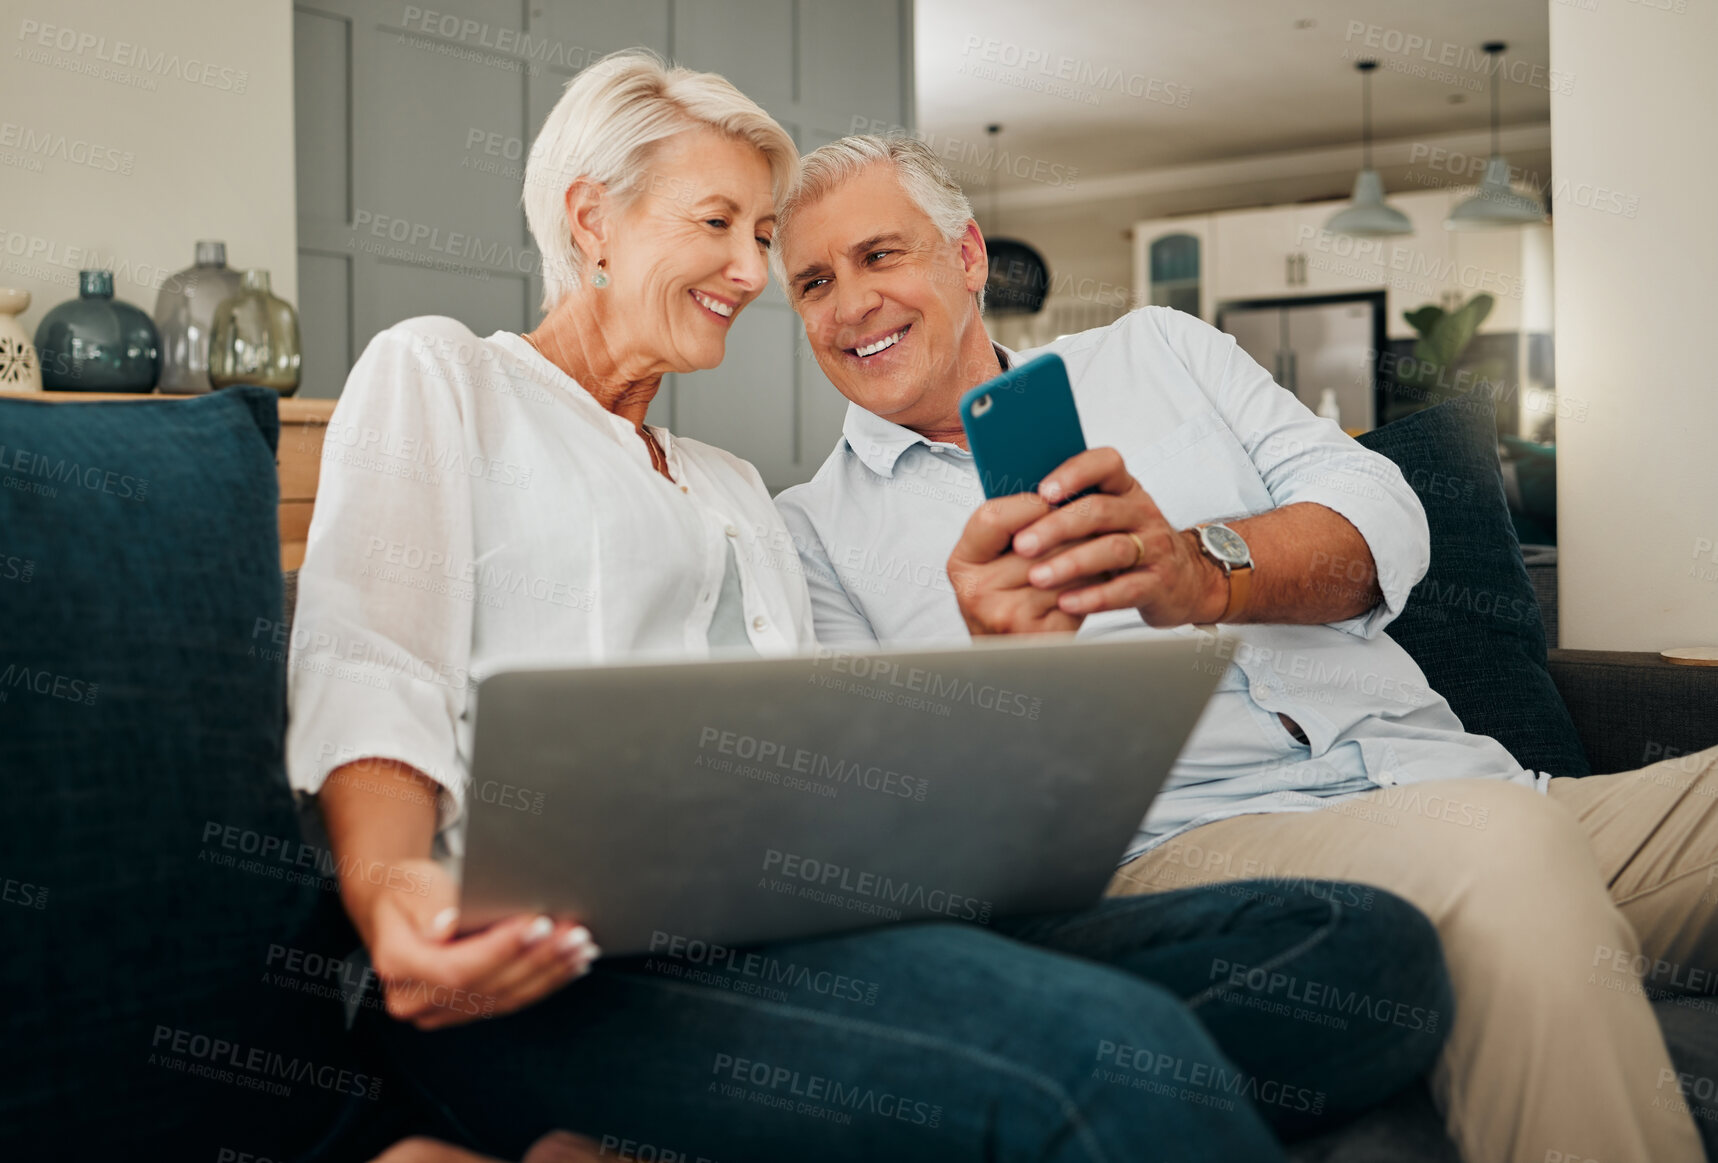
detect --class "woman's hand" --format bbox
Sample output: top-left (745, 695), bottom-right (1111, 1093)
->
top-left (358, 858), bottom-right (598, 1031)
top-left (320, 758), bottom-right (600, 1031)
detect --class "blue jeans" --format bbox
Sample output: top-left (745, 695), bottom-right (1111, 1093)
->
top-left (380, 880), bottom-right (1450, 1161)
top-left (996, 878), bottom-right (1452, 1138)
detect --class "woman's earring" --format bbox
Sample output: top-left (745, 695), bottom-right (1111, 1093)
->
top-left (590, 260), bottom-right (609, 289)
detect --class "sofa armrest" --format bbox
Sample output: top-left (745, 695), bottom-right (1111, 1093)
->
top-left (1545, 649), bottom-right (1718, 775)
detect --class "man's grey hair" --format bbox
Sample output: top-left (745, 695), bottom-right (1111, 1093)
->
top-left (773, 134), bottom-right (983, 310)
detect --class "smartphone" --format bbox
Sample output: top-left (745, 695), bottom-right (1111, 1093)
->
top-left (959, 353), bottom-right (1089, 500)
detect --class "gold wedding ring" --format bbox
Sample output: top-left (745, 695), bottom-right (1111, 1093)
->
top-left (1124, 532), bottom-right (1146, 571)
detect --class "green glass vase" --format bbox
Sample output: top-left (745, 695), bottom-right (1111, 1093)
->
top-left (34, 270), bottom-right (160, 392)
top-left (208, 269), bottom-right (301, 397)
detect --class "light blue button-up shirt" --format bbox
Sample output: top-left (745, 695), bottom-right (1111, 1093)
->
top-left (775, 307), bottom-right (1544, 860)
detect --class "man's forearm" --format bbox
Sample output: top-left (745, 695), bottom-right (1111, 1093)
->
top-left (1184, 502), bottom-right (1383, 625)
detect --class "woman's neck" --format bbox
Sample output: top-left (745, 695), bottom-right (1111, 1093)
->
top-left (526, 298), bottom-right (664, 426)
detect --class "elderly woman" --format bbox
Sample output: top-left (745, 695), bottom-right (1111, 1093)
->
top-left (287, 52), bottom-right (1444, 1162)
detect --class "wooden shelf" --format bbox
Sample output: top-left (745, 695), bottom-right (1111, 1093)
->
top-left (11, 388), bottom-right (334, 417)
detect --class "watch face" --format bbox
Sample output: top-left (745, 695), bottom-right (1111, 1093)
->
top-left (1201, 524), bottom-right (1251, 567)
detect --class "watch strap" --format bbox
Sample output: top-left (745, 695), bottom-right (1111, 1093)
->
top-left (1221, 563), bottom-right (1252, 622)
top-left (1195, 523), bottom-right (1253, 623)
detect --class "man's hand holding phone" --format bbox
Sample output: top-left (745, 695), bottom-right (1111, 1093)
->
top-left (949, 447), bottom-right (1228, 634)
top-left (950, 353), bottom-right (1225, 633)
top-left (1021, 448), bottom-right (1228, 625)
top-left (947, 490), bottom-right (1085, 635)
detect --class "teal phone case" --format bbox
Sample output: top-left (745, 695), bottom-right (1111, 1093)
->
top-left (958, 353), bottom-right (1088, 500)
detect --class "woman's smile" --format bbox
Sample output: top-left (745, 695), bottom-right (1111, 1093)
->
top-left (689, 287), bottom-right (738, 323)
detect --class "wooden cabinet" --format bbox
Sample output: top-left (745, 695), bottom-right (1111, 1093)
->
top-left (15, 391), bottom-right (334, 570)
top-left (275, 398), bottom-right (334, 570)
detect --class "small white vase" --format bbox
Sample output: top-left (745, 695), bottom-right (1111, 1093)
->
top-left (0, 288), bottom-right (43, 391)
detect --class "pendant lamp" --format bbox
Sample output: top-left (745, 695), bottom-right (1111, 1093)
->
top-left (1326, 60), bottom-right (1412, 238)
top-left (1446, 42), bottom-right (1547, 230)
top-left (981, 124), bottom-right (1051, 316)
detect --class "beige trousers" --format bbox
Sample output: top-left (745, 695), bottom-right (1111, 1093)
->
top-left (1108, 747), bottom-right (1718, 1163)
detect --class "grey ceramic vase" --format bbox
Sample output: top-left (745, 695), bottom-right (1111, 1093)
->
top-left (207, 270), bottom-right (301, 397)
top-left (153, 240), bottom-right (244, 395)
top-left (34, 270), bottom-right (160, 392)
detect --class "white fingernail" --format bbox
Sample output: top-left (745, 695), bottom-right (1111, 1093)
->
top-left (431, 906), bottom-right (459, 935)
top-left (558, 926), bottom-right (591, 954)
top-left (523, 915), bottom-right (554, 945)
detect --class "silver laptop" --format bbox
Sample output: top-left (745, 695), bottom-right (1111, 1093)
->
top-left (460, 634), bottom-right (1222, 954)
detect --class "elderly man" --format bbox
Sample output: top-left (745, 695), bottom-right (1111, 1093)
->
top-left (772, 134), bottom-right (1718, 1163)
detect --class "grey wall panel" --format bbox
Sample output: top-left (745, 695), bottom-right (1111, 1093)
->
top-left (645, 372), bottom-right (675, 430)
top-left (295, 5), bottom-right (354, 399)
top-left (526, 2), bottom-right (671, 65)
top-left (371, 261), bottom-right (530, 342)
top-left (672, 0), bottom-right (795, 113)
top-left (295, 0), bottom-right (912, 490)
top-left (346, 1), bottom-right (533, 358)
top-left (799, 0), bottom-right (903, 126)
top-left (674, 305), bottom-right (797, 486)
top-left (523, 3), bottom-right (674, 324)
top-left (296, 251), bottom-right (352, 399)
top-left (362, 1), bottom-right (531, 254)
top-left (797, 332), bottom-right (849, 478)
top-left (294, 8), bottom-right (351, 226)
top-left (524, 0), bottom-right (672, 141)
top-left (790, 124), bottom-right (851, 475)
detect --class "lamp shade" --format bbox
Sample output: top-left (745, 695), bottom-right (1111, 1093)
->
top-left (984, 238), bottom-right (1050, 315)
top-left (1446, 155), bottom-right (1547, 230)
top-left (1326, 169), bottom-right (1413, 237)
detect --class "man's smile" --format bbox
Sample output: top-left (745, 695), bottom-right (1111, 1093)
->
top-left (842, 323), bottom-right (912, 363)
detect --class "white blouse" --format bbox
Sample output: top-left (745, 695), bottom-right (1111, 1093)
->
top-left (284, 316), bottom-right (816, 849)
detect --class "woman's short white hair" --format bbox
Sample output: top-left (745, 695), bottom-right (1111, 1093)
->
top-left (773, 134), bottom-right (980, 306)
top-left (523, 49), bottom-right (798, 312)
